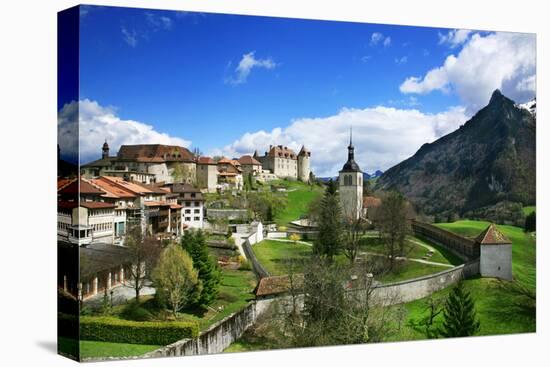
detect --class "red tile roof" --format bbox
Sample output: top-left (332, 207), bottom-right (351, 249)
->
top-left (476, 224), bottom-right (512, 245)
top-left (143, 201), bottom-right (171, 207)
top-left (117, 144), bottom-right (195, 163)
top-left (58, 178), bottom-right (105, 195)
top-left (217, 157), bottom-right (233, 164)
top-left (238, 155), bottom-right (262, 165)
top-left (197, 156), bottom-right (216, 165)
top-left (101, 176), bottom-right (153, 195)
top-left (57, 178), bottom-right (74, 190)
top-left (255, 274), bottom-right (304, 297)
top-left (91, 177), bottom-right (137, 199)
top-left (80, 201), bottom-right (116, 209)
top-left (266, 145), bottom-right (297, 160)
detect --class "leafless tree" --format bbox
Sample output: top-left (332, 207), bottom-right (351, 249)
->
top-left (377, 191), bottom-right (411, 270)
top-left (124, 223), bottom-right (162, 302)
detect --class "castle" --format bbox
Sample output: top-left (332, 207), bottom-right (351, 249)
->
top-left (338, 130), bottom-right (363, 220)
top-left (254, 144), bottom-right (311, 182)
top-left (81, 142), bottom-right (312, 192)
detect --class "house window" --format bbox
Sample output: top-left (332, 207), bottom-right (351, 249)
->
top-left (194, 201), bottom-right (200, 206)
top-left (194, 209), bottom-right (200, 214)
top-left (194, 217), bottom-right (200, 221)
top-left (185, 209), bottom-right (191, 214)
top-left (185, 217), bottom-right (191, 221)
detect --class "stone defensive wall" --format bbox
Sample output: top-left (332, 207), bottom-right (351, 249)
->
top-left (242, 238), bottom-right (270, 279)
top-left (206, 208), bottom-right (249, 221)
top-left (369, 260), bottom-right (480, 306)
top-left (143, 299), bottom-right (274, 358)
top-left (411, 220), bottom-right (480, 261)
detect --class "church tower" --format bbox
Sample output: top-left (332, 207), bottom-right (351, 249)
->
top-left (339, 128), bottom-right (363, 220)
top-left (102, 140), bottom-right (110, 159)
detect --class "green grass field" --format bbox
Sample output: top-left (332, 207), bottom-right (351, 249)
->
top-left (252, 239), bottom-right (312, 275)
top-left (80, 340), bottom-right (160, 359)
top-left (390, 220), bottom-right (536, 341)
top-left (273, 180), bottom-right (323, 226)
top-left (377, 260), bottom-right (450, 284)
top-left (254, 236), bottom-right (457, 283)
top-left (57, 337), bottom-right (160, 360)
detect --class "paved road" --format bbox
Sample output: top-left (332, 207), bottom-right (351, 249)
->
top-left (84, 282), bottom-right (156, 308)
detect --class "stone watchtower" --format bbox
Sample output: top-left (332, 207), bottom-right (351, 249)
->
top-left (476, 224), bottom-right (513, 280)
top-left (339, 129), bottom-right (363, 220)
top-left (297, 145), bottom-right (311, 182)
top-left (102, 140), bottom-right (110, 159)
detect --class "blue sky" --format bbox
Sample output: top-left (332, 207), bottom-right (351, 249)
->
top-left (61, 5), bottom-right (536, 176)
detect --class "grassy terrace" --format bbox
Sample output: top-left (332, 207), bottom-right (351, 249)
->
top-left (78, 268), bottom-right (257, 359)
top-left (253, 235), bottom-right (459, 283)
top-left (273, 180), bottom-right (323, 226)
top-left (389, 220), bottom-right (536, 341)
top-left (252, 239), bottom-right (312, 275)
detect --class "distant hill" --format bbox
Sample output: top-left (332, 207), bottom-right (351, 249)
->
top-left (375, 89), bottom-right (536, 218)
top-left (318, 170), bottom-right (383, 183)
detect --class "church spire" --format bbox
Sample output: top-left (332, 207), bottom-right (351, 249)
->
top-left (341, 126), bottom-right (361, 172)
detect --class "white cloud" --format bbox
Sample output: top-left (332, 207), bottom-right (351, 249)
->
top-left (370, 32), bottom-right (391, 47)
top-left (57, 99), bottom-right (191, 164)
top-left (226, 51), bottom-right (277, 85)
top-left (145, 12), bottom-right (173, 30)
top-left (400, 32), bottom-right (536, 112)
top-left (395, 56), bottom-right (408, 65)
top-left (361, 55), bottom-right (372, 63)
top-left (438, 29), bottom-right (472, 48)
top-left (121, 26), bottom-right (138, 47)
top-left (213, 104), bottom-right (469, 177)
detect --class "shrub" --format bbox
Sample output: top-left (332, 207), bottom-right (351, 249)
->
top-left (79, 316), bottom-right (199, 345)
top-left (289, 233), bottom-right (301, 242)
top-left (120, 303), bottom-right (154, 321)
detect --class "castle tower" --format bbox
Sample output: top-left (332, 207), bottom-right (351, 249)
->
top-left (102, 140), bottom-right (110, 159)
top-left (339, 128), bottom-right (363, 220)
top-left (297, 145), bottom-right (311, 182)
top-left (476, 224), bottom-right (513, 280)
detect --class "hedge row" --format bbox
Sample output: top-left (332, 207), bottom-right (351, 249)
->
top-left (57, 315), bottom-right (199, 345)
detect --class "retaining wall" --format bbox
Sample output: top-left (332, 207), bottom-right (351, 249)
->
top-left (143, 299), bottom-right (274, 358)
top-left (267, 231), bottom-right (287, 239)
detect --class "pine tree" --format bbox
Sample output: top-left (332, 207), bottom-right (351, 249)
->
top-left (524, 211), bottom-right (536, 232)
top-left (313, 179), bottom-right (344, 262)
top-left (439, 281), bottom-right (480, 337)
top-left (181, 229), bottom-right (221, 307)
